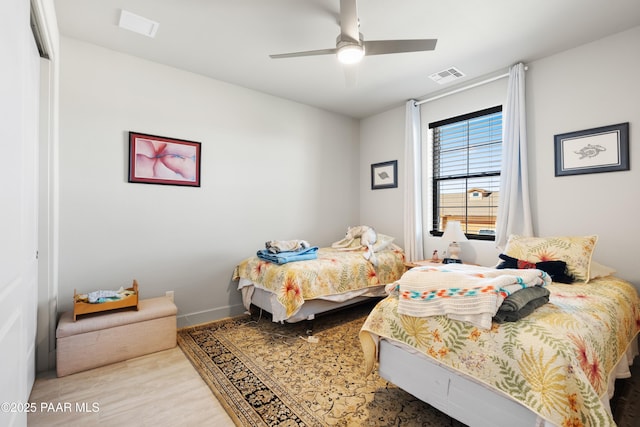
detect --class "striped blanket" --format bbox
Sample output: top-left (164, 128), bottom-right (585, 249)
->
top-left (394, 264), bottom-right (550, 329)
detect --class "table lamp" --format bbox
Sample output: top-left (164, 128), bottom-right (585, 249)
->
top-left (441, 221), bottom-right (468, 263)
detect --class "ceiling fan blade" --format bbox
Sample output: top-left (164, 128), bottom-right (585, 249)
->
top-left (363, 39), bottom-right (437, 55)
top-left (339, 0), bottom-right (359, 43)
top-left (269, 48), bottom-right (337, 59)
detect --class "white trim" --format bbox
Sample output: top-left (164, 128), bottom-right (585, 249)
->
top-left (32, 0), bottom-right (60, 373)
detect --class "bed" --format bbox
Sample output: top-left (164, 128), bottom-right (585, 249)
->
top-left (233, 237), bottom-right (406, 323)
top-left (360, 235), bottom-right (640, 427)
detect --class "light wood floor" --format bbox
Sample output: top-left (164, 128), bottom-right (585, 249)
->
top-left (28, 346), bottom-right (235, 426)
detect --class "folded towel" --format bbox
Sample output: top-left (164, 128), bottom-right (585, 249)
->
top-left (256, 246), bottom-right (319, 264)
top-left (395, 264), bottom-right (550, 329)
top-left (498, 286), bottom-right (550, 312)
top-left (265, 239), bottom-right (311, 254)
top-left (493, 295), bottom-right (549, 323)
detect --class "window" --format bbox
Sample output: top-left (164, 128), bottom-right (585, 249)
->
top-left (429, 106), bottom-right (502, 239)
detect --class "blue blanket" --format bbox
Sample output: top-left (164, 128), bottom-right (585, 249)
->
top-left (256, 246), bottom-right (319, 264)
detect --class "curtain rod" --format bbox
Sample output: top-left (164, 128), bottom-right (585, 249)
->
top-left (414, 65), bottom-right (527, 106)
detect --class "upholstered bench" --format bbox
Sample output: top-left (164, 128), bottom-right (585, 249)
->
top-left (56, 296), bottom-right (177, 377)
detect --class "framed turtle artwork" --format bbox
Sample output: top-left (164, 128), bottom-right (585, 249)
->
top-left (554, 122), bottom-right (629, 177)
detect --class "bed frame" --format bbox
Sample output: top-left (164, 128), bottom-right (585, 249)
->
top-left (379, 339), bottom-right (539, 426)
top-left (244, 284), bottom-right (385, 333)
top-left (378, 337), bottom-right (638, 427)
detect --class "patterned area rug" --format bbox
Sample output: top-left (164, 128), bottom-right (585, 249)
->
top-left (178, 302), bottom-right (639, 427)
top-left (178, 302), bottom-right (464, 426)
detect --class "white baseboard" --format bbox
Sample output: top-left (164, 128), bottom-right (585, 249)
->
top-left (177, 303), bottom-right (246, 328)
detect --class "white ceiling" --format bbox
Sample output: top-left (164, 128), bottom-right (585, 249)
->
top-left (53, 0), bottom-right (640, 119)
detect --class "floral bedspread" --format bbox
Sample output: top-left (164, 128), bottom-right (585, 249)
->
top-left (360, 276), bottom-right (640, 427)
top-left (233, 246), bottom-right (406, 318)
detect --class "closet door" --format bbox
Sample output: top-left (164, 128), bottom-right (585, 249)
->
top-left (0, 0), bottom-right (40, 425)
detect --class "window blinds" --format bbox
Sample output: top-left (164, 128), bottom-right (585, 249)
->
top-left (430, 106), bottom-right (502, 235)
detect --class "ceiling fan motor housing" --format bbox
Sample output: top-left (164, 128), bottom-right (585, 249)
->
top-left (336, 33), bottom-right (365, 64)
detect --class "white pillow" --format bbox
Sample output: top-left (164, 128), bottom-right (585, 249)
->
top-left (372, 234), bottom-right (395, 252)
top-left (589, 261), bottom-right (616, 280)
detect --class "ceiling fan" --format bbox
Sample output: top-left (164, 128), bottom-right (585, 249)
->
top-left (269, 0), bottom-right (437, 64)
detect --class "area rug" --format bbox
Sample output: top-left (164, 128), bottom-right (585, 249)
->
top-left (177, 302), bottom-right (464, 426)
top-left (178, 302), bottom-right (640, 427)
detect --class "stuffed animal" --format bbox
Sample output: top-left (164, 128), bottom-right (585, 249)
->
top-left (331, 225), bottom-right (379, 265)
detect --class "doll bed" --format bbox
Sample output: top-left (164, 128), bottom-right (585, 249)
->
top-left (233, 245), bottom-right (406, 323)
top-left (360, 274), bottom-right (640, 427)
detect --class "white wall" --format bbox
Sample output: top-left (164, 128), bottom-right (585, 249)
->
top-left (360, 26), bottom-right (640, 288)
top-left (527, 26), bottom-right (640, 286)
top-left (58, 37), bottom-right (360, 325)
top-left (359, 106), bottom-right (405, 245)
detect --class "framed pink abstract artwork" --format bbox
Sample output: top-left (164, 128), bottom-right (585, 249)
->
top-left (128, 132), bottom-right (201, 187)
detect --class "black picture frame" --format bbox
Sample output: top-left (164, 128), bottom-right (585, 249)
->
top-left (371, 160), bottom-right (398, 189)
top-left (554, 123), bottom-right (629, 177)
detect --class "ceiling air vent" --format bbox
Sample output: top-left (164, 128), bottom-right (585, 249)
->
top-left (118, 10), bottom-right (159, 38)
top-left (429, 67), bottom-right (465, 85)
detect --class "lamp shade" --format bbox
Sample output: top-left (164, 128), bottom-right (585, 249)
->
top-left (441, 221), bottom-right (468, 243)
top-left (441, 221), bottom-right (467, 261)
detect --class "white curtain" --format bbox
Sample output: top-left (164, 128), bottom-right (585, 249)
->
top-left (495, 63), bottom-right (533, 249)
top-left (403, 100), bottom-right (424, 261)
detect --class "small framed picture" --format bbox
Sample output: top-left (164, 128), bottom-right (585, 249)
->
top-left (128, 132), bottom-right (201, 187)
top-left (371, 160), bottom-right (398, 190)
top-left (554, 123), bottom-right (629, 177)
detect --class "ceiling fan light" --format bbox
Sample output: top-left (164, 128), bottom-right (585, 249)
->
top-left (337, 44), bottom-right (364, 64)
